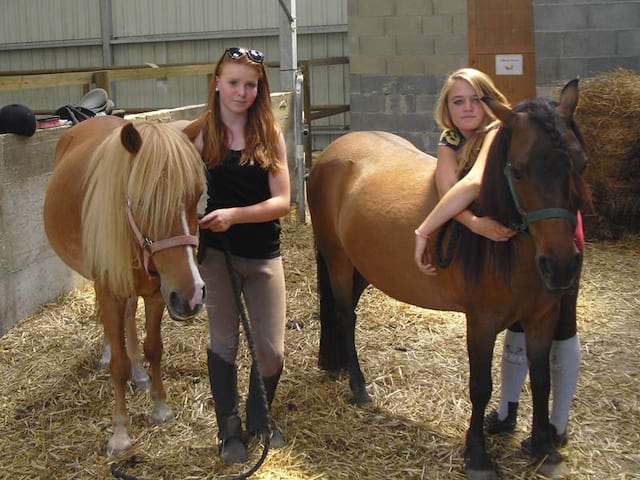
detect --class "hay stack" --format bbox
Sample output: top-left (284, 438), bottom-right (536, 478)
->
top-left (575, 69), bottom-right (640, 239)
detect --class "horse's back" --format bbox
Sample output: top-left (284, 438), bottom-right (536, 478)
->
top-left (45, 116), bottom-right (126, 276)
top-left (53, 116), bottom-right (125, 168)
top-left (308, 131), bottom-right (464, 310)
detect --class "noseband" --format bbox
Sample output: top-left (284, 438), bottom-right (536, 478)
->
top-left (503, 162), bottom-right (577, 233)
top-left (126, 199), bottom-right (199, 276)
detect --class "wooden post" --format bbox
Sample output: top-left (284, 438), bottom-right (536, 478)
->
top-left (207, 73), bottom-right (214, 97)
top-left (94, 70), bottom-right (112, 98)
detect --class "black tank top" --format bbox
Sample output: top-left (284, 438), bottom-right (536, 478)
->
top-left (201, 149), bottom-right (281, 259)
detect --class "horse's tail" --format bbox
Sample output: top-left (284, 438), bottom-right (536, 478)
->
top-left (316, 247), bottom-right (347, 374)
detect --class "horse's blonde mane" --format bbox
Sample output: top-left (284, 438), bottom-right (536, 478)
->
top-left (82, 121), bottom-right (205, 298)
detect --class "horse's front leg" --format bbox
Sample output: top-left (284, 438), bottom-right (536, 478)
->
top-left (95, 284), bottom-right (131, 455)
top-left (525, 310), bottom-right (567, 478)
top-left (465, 315), bottom-right (498, 480)
top-left (143, 293), bottom-right (174, 424)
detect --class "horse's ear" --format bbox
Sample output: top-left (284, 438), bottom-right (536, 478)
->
top-left (482, 96), bottom-right (514, 125)
top-left (121, 122), bottom-right (143, 155)
top-left (558, 78), bottom-right (579, 121)
top-left (182, 110), bottom-right (210, 142)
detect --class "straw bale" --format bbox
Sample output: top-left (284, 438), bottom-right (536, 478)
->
top-left (0, 216), bottom-right (638, 479)
top-left (574, 69), bottom-right (640, 239)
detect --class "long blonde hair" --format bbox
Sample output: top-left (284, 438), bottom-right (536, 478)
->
top-left (202, 49), bottom-right (281, 172)
top-left (434, 68), bottom-right (509, 175)
top-left (82, 121), bottom-right (205, 298)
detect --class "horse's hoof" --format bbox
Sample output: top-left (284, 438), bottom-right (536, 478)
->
top-left (106, 432), bottom-right (132, 456)
top-left (97, 357), bottom-right (110, 371)
top-left (465, 451), bottom-right (497, 480)
top-left (151, 403), bottom-right (174, 424)
top-left (132, 376), bottom-right (150, 391)
top-left (349, 391), bottom-right (372, 406)
top-left (131, 368), bottom-right (150, 391)
top-left (320, 367), bottom-right (344, 381)
top-left (536, 459), bottom-right (569, 479)
top-left (466, 469), bottom-right (498, 480)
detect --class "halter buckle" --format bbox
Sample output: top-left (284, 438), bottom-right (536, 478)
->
top-left (143, 237), bottom-right (153, 250)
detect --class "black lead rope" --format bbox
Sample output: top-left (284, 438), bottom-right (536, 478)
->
top-left (111, 235), bottom-right (271, 480)
top-left (435, 221), bottom-right (462, 269)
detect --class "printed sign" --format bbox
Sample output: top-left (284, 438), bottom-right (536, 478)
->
top-left (495, 54), bottom-right (523, 75)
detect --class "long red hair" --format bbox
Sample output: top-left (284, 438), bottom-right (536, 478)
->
top-left (202, 50), bottom-right (282, 172)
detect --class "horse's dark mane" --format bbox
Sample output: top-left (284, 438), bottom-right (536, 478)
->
top-left (450, 97), bottom-right (590, 286)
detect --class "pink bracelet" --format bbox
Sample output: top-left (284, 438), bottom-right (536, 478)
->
top-left (414, 229), bottom-right (430, 239)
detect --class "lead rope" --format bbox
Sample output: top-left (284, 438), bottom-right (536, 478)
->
top-left (111, 236), bottom-right (271, 480)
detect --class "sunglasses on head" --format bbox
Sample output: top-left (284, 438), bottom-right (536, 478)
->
top-left (224, 47), bottom-right (265, 64)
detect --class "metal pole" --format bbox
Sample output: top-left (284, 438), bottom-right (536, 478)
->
top-left (278, 1), bottom-right (306, 222)
top-left (294, 71), bottom-right (306, 223)
top-left (278, 0), bottom-right (297, 91)
top-left (99, 0), bottom-right (113, 68)
top-left (99, 0), bottom-right (115, 104)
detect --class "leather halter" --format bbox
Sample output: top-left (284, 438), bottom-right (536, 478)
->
top-left (126, 199), bottom-right (199, 276)
top-left (503, 161), bottom-right (577, 233)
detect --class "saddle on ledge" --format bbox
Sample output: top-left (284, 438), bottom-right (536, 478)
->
top-left (55, 88), bottom-right (116, 125)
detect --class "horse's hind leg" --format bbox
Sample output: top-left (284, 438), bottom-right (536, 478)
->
top-left (464, 315), bottom-right (499, 480)
top-left (96, 286), bottom-right (111, 370)
top-left (352, 268), bottom-right (369, 308)
top-left (124, 297), bottom-right (150, 391)
top-left (97, 296), bottom-right (150, 391)
top-left (95, 284), bottom-right (132, 455)
top-left (143, 293), bottom-right (174, 424)
top-left (317, 250), bottom-right (344, 375)
top-left (318, 249), bottom-right (371, 405)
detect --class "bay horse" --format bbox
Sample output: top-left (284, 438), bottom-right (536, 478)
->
top-left (43, 115), bottom-right (207, 454)
top-left (307, 80), bottom-right (588, 479)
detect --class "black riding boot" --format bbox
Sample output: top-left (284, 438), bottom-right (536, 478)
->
top-left (485, 401), bottom-right (519, 435)
top-left (246, 363), bottom-right (285, 448)
top-left (207, 349), bottom-right (247, 464)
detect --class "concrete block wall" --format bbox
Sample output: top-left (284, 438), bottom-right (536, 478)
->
top-left (0, 126), bottom-right (87, 337)
top-left (535, 0), bottom-right (640, 92)
top-left (0, 95), bottom-right (296, 338)
top-left (349, 0), bottom-right (468, 153)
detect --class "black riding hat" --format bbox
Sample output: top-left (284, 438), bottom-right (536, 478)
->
top-left (0, 104), bottom-right (37, 137)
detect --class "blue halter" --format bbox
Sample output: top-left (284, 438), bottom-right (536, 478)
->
top-left (503, 161), bottom-right (577, 233)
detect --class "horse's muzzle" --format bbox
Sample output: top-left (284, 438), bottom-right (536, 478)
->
top-left (167, 284), bottom-right (206, 321)
top-left (536, 252), bottom-right (581, 292)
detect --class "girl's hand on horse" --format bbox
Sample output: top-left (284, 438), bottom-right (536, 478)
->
top-left (469, 216), bottom-right (516, 242)
top-left (414, 233), bottom-right (437, 276)
top-left (199, 208), bottom-right (235, 232)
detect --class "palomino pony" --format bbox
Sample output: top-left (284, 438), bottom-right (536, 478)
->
top-left (307, 80), bottom-right (588, 479)
top-left (43, 115), bottom-right (207, 454)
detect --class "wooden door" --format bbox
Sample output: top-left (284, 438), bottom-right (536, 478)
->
top-left (468, 0), bottom-right (536, 105)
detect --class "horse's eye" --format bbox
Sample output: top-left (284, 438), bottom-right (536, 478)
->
top-left (512, 168), bottom-right (523, 180)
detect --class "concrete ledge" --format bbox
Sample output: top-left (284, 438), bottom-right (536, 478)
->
top-left (0, 93), bottom-right (294, 337)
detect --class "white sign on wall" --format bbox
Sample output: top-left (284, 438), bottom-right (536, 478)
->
top-left (495, 54), bottom-right (523, 75)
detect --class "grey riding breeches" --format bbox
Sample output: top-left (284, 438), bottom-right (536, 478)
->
top-left (199, 248), bottom-right (286, 376)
